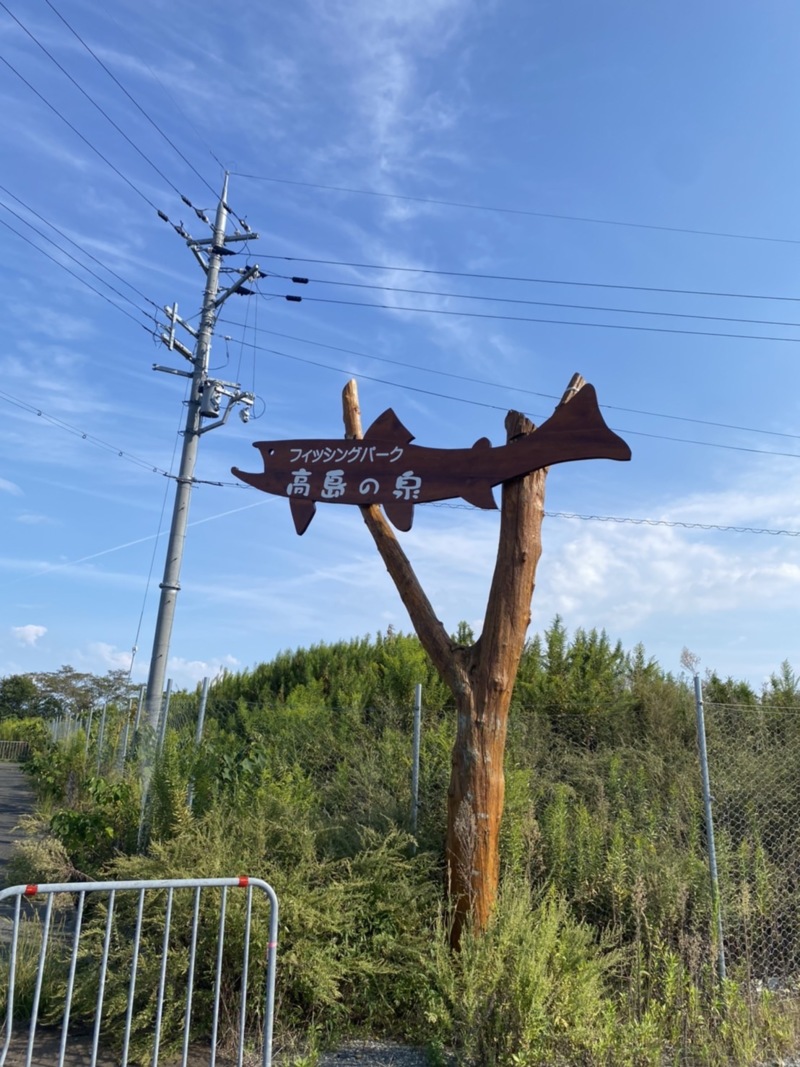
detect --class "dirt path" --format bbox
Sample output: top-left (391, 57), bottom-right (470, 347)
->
top-left (0, 760), bottom-right (34, 887)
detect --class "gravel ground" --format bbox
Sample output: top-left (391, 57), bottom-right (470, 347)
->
top-left (317, 1041), bottom-right (431, 1066)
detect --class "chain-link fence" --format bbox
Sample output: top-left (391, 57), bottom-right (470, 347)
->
top-left (705, 700), bottom-right (800, 982)
top-left (42, 671), bottom-right (800, 988)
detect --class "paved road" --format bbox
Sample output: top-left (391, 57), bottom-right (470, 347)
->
top-left (0, 759), bottom-right (34, 888)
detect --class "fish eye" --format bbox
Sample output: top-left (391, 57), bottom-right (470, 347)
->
top-left (268, 448), bottom-right (276, 455)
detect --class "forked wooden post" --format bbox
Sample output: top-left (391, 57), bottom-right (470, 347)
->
top-left (342, 374), bottom-right (586, 946)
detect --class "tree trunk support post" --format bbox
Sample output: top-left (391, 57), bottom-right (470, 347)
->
top-left (342, 373), bottom-right (585, 946)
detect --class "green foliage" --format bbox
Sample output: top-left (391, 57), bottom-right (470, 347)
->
top-left (148, 733), bottom-right (192, 841)
top-left (16, 619), bottom-right (800, 1064)
top-left (0, 715), bottom-right (51, 753)
top-left (0, 665), bottom-right (138, 721)
top-left (49, 775), bottom-right (139, 871)
top-left (0, 674), bottom-right (40, 719)
top-left (206, 629), bottom-right (451, 724)
top-left (61, 813), bottom-right (440, 1060)
top-left (428, 884), bottom-right (620, 1066)
top-left (25, 731), bottom-right (87, 803)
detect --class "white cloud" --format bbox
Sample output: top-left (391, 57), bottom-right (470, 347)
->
top-left (12, 624), bottom-right (47, 647)
top-left (15, 513), bottom-right (56, 525)
top-left (539, 516), bottom-right (800, 632)
top-left (84, 642), bottom-right (135, 672)
top-left (0, 478), bottom-right (22, 496)
top-left (165, 654), bottom-right (242, 689)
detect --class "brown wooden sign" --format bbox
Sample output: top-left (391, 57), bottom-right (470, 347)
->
top-left (232, 383), bottom-right (631, 534)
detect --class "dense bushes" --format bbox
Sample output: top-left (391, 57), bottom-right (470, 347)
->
top-left (10, 621), bottom-right (800, 1064)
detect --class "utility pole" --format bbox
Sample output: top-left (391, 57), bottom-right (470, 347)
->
top-left (145, 174), bottom-right (259, 729)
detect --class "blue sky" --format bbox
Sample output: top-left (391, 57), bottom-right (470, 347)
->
top-left (2, 0), bottom-right (800, 690)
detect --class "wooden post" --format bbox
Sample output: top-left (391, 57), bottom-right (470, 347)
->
top-left (342, 374), bottom-right (586, 945)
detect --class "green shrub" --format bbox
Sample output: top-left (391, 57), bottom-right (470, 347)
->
top-left (427, 883), bottom-right (620, 1066)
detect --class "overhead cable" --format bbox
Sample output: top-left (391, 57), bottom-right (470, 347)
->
top-left (291, 293), bottom-right (800, 345)
top-left (0, 390), bottom-right (172, 475)
top-left (218, 320), bottom-right (800, 443)
top-left (0, 53), bottom-right (161, 213)
top-left (436, 504), bottom-right (800, 538)
top-left (217, 332), bottom-right (800, 460)
top-left (232, 173), bottom-right (800, 246)
top-left (0, 1), bottom-right (191, 202)
top-left (0, 192), bottom-right (158, 320)
top-left (260, 254), bottom-right (800, 305)
top-left (273, 272), bottom-right (800, 330)
top-left (0, 215), bottom-right (154, 329)
top-left (42, 0), bottom-right (221, 199)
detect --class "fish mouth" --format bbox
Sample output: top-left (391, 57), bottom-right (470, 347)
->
top-left (231, 465), bottom-right (261, 488)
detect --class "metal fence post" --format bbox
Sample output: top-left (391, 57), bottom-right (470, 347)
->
top-left (187, 677), bottom-right (210, 812)
top-left (157, 679), bottom-right (173, 755)
top-left (96, 702), bottom-right (108, 775)
top-left (693, 671), bottom-right (726, 981)
top-left (133, 685), bottom-right (145, 736)
top-left (84, 708), bottom-right (94, 759)
top-left (118, 698), bottom-right (133, 772)
top-left (411, 683), bottom-right (422, 840)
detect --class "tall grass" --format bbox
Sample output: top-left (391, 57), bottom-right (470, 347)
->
top-left (10, 622), bottom-right (800, 1064)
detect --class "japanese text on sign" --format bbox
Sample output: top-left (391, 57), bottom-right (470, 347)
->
top-left (289, 445), bottom-right (405, 465)
top-left (286, 468), bottom-right (423, 500)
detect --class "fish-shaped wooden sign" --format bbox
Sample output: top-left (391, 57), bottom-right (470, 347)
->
top-left (232, 383), bottom-right (631, 535)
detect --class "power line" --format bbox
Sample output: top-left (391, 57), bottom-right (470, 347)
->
top-left (291, 293), bottom-right (800, 345)
top-left (209, 475), bottom-right (800, 537)
top-left (0, 389), bottom-right (172, 475)
top-left (218, 321), bottom-right (800, 443)
top-left (261, 254), bottom-right (800, 305)
top-left (0, 194), bottom-right (157, 322)
top-left (41, 0), bottom-right (221, 200)
top-left (0, 182), bottom-right (160, 312)
top-left (232, 173), bottom-right (800, 247)
top-left (274, 272), bottom-right (800, 331)
top-left (0, 52), bottom-right (160, 213)
top-left (218, 332), bottom-right (800, 460)
top-left (0, 0), bottom-right (189, 202)
top-left (438, 505), bottom-right (800, 538)
top-left (544, 511), bottom-right (800, 537)
top-left (0, 214), bottom-right (153, 329)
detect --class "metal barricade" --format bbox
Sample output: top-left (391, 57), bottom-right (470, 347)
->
top-left (0, 743), bottom-right (30, 763)
top-left (0, 876), bottom-right (278, 1067)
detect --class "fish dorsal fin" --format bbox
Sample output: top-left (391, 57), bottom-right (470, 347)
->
top-left (382, 498), bottom-right (415, 532)
top-left (472, 436), bottom-right (491, 450)
top-left (364, 408), bottom-right (415, 444)
top-left (289, 497), bottom-right (316, 535)
top-left (461, 482), bottom-right (497, 511)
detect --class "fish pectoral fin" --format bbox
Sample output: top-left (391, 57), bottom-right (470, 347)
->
top-left (289, 497), bottom-right (316, 535)
top-left (461, 481), bottom-right (497, 510)
top-left (364, 408), bottom-right (415, 444)
top-left (471, 436), bottom-right (492, 450)
top-left (382, 498), bottom-right (415, 531)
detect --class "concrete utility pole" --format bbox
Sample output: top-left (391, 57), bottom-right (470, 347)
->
top-left (145, 174), bottom-right (259, 729)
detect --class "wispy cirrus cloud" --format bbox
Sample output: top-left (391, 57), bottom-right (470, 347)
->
top-left (15, 513), bottom-right (56, 525)
top-left (310, 0), bottom-right (478, 196)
